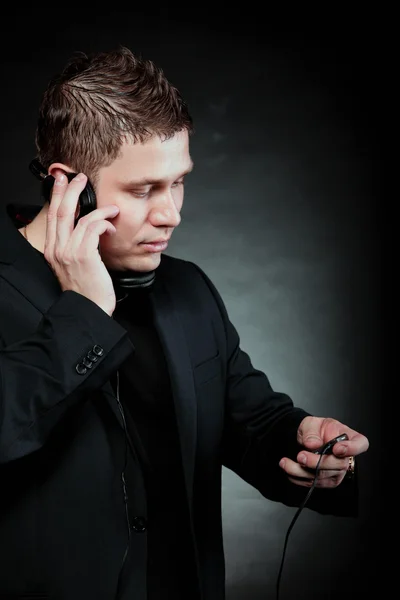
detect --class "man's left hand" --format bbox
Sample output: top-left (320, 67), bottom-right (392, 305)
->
top-left (279, 416), bottom-right (369, 488)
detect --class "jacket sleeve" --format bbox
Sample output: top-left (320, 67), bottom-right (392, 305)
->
top-left (0, 290), bottom-right (134, 464)
top-left (191, 262), bottom-right (358, 517)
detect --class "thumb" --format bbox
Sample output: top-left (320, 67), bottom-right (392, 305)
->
top-left (298, 417), bottom-right (324, 449)
top-left (303, 433), bottom-right (323, 449)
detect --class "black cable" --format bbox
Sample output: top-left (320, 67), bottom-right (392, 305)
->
top-left (114, 370), bottom-right (132, 600)
top-left (275, 449), bottom-right (327, 600)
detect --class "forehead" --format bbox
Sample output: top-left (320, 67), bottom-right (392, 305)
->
top-left (104, 130), bottom-right (192, 181)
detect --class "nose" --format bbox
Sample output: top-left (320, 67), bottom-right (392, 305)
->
top-left (149, 193), bottom-right (181, 228)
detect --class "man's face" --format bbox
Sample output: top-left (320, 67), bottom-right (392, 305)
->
top-left (95, 130), bottom-right (192, 272)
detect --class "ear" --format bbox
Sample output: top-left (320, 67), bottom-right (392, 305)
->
top-left (47, 162), bottom-right (77, 177)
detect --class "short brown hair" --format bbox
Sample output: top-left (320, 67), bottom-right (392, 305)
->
top-left (35, 45), bottom-right (193, 183)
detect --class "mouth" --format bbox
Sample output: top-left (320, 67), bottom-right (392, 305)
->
top-left (139, 239), bottom-right (169, 252)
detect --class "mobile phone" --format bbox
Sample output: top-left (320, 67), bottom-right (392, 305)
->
top-left (29, 159), bottom-right (97, 222)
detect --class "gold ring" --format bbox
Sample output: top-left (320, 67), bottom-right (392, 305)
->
top-left (346, 456), bottom-right (355, 479)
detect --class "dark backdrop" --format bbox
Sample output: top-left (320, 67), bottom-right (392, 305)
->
top-left (0, 7), bottom-right (385, 599)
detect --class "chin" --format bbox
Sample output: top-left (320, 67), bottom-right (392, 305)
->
top-left (109, 253), bottom-right (162, 273)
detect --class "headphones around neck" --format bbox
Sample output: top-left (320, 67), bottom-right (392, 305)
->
top-left (28, 159), bottom-right (156, 291)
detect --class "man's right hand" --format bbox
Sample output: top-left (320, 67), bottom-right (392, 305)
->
top-left (44, 170), bottom-right (119, 317)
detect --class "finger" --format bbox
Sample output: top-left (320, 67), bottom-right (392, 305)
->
top-left (45, 171), bottom-right (68, 255)
top-left (331, 432), bottom-right (370, 458)
top-left (279, 458), bottom-right (315, 481)
top-left (55, 173), bottom-right (89, 250)
top-left (74, 205), bottom-right (120, 232)
top-left (66, 206), bottom-right (120, 252)
top-left (66, 220), bottom-right (117, 259)
top-left (287, 471), bottom-right (346, 488)
top-left (280, 457), bottom-right (346, 483)
top-left (296, 451), bottom-right (349, 471)
top-left (297, 416), bottom-right (325, 451)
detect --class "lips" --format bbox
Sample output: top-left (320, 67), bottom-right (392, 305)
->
top-left (139, 239), bottom-right (169, 252)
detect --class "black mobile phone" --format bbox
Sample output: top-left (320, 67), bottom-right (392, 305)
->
top-left (312, 433), bottom-right (349, 455)
top-left (29, 159), bottom-right (97, 221)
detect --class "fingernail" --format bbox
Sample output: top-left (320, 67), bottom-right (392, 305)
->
top-left (299, 454), bottom-right (307, 465)
top-left (74, 173), bottom-right (86, 181)
top-left (279, 459), bottom-right (286, 469)
top-left (54, 173), bottom-right (66, 185)
top-left (336, 445), bottom-right (347, 455)
top-left (306, 435), bottom-right (322, 443)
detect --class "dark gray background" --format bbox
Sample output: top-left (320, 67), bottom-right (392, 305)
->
top-left (1, 8), bottom-right (385, 599)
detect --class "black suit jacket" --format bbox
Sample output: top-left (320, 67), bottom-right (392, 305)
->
top-left (0, 205), bottom-right (357, 600)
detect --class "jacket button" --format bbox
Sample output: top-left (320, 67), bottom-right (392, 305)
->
top-left (82, 357), bottom-right (93, 368)
top-left (76, 363), bottom-right (87, 375)
top-left (131, 516), bottom-right (147, 532)
top-left (92, 345), bottom-right (104, 357)
top-left (87, 350), bottom-right (98, 362)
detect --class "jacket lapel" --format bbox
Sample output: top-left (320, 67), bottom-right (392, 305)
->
top-left (149, 278), bottom-right (198, 509)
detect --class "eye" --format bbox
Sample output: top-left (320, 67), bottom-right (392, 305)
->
top-left (172, 180), bottom-right (184, 188)
top-left (130, 189), bottom-right (151, 199)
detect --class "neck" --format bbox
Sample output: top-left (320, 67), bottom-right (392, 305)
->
top-left (19, 204), bottom-right (48, 253)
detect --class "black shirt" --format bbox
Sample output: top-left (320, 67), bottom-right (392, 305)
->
top-left (112, 286), bottom-right (199, 599)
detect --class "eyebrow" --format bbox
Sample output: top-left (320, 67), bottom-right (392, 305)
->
top-left (122, 161), bottom-right (194, 187)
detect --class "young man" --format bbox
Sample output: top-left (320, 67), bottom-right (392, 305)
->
top-left (0, 46), bottom-right (369, 600)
